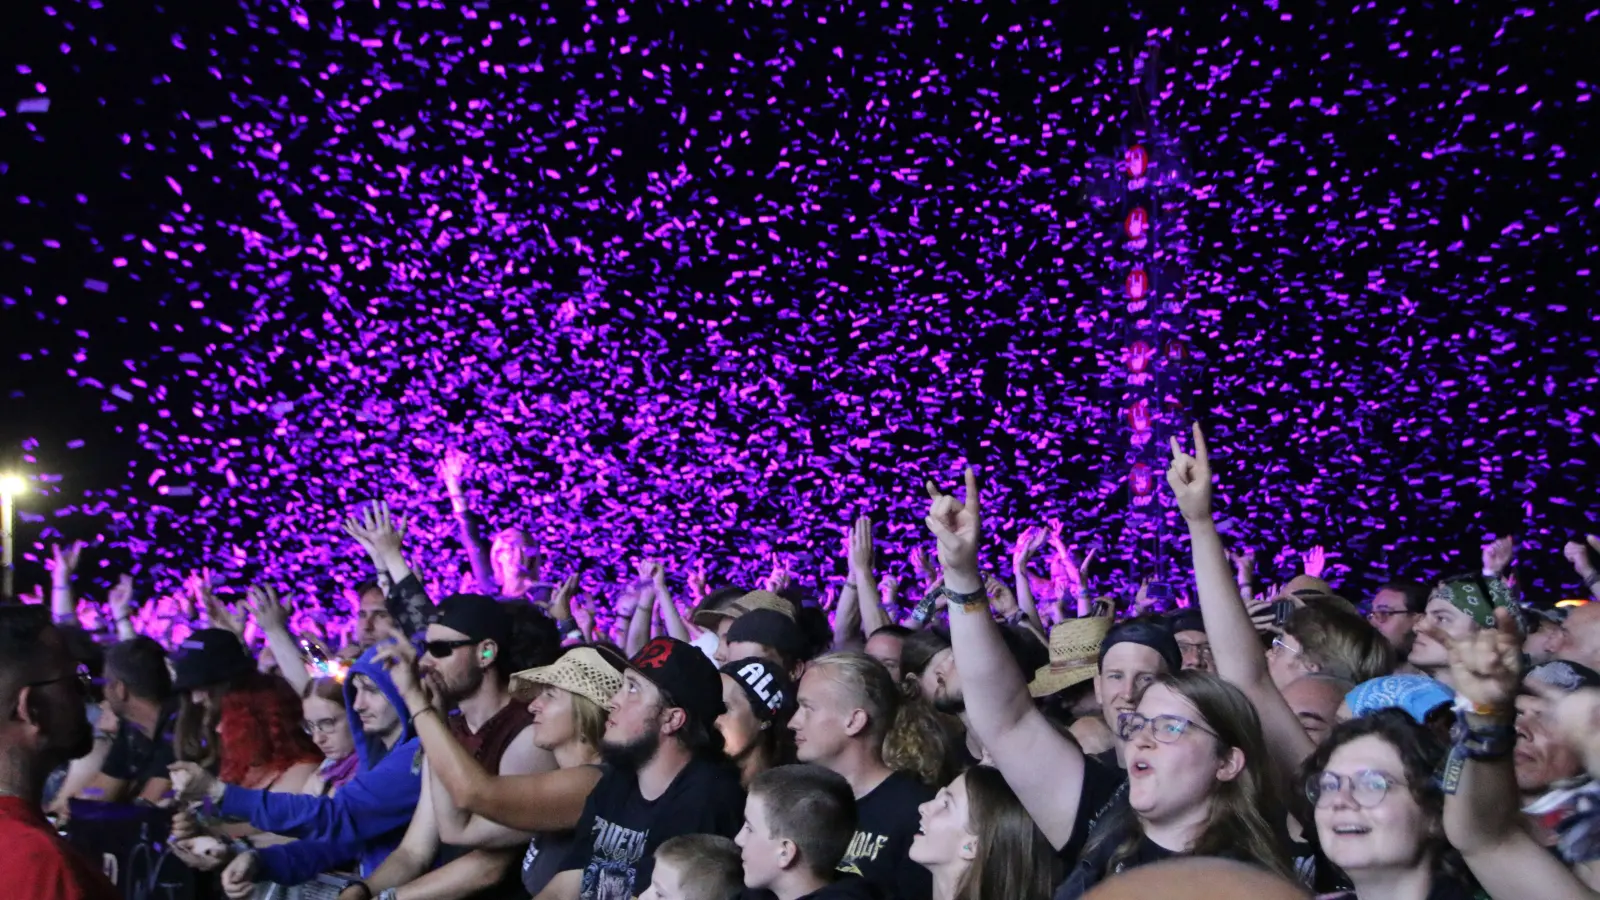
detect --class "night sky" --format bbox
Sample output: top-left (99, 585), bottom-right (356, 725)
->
top-left (2, 0), bottom-right (1595, 615)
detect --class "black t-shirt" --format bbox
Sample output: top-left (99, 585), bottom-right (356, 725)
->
top-left (1054, 834), bottom-right (1177, 900)
top-left (739, 875), bottom-right (886, 900)
top-left (1058, 755), bottom-right (1128, 870)
top-left (99, 701), bottom-right (179, 797)
top-left (836, 771), bottom-right (933, 900)
top-left (560, 756), bottom-right (745, 900)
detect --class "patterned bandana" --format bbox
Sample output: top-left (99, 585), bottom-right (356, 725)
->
top-left (1430, 574), bottom-right (1517, 629)
top-left (1344, 675), bottom-right (1454, 725)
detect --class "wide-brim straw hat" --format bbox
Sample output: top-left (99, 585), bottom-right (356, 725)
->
top-left (690, 589), bottom-right (796, 629)
top-left (509, 647), bottom-right (623, 708)
top-left (1029, 615), bottom-right (1113, 698)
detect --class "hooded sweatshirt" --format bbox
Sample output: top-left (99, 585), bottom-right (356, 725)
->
top-left (218, 647), bottom-right (423, 884)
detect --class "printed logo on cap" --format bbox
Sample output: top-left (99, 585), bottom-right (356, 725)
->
top-left (736, 660), bottom-right (785, 712)
top-left (634, 638), bottom-right (675, 670)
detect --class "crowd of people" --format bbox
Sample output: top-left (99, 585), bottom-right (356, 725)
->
top-left (7, 428), bottom-right (1600, 900)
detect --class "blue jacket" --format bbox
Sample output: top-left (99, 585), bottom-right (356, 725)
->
top-left (219, 647), bottom-right (423, 884)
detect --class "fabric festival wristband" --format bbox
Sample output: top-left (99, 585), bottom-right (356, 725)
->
top-left (937, 585), bottom-right (989, 613)
top-left (910, 591), bottom-right (938, 624)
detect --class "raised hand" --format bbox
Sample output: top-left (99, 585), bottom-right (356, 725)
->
top-left (879, 573), bottom-right (901, 603)
top-left (47, 541), bottom-right (85, 585)
top-left (1565, 541), bottom-right (1596, 578)
top-left (1303, 545), bottom-right (1327, 578)
top-left (245, 584), bottom-right (289, 634)
top-left (1482, 535), bottom-right (1515, 577)
top-left (764, 553), bottom-right (791, 593)
top-left (1133, 577), bottom-right (1158, 613)
top-left (909, 546), bottom-right (935, 580)
top-left (1438, 607), bottom-right (1523, 714)
top-left (551, 573), bottom-right (580, 621)
top-left (849, 516), bottom-right (875, 578)
top-left (188, 569), bottom-right (241, 636)
top-left (1012, 526), bottom-right (1048, 568)
top-left (687, 560), bottom-right (709, 601)
top-left (571, 599), bottom-right (595, 638)
top-left (437, 447), bottom-right (471, 494)
top-left (107, 574), bottom-right (135, 620)
top-left (986, 575), bottom-right (1017, 616)
top-left (1166, 422), bottom-right (1214, 522)
top-left (361, 500), bottom-right (408, 560)
top-left (923, 467), bottom-right (982, 587)
top-left (1229, 547), bottom-right (1256, 581)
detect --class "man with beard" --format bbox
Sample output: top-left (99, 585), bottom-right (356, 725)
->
top-left (789, 651), bottom-right (933, 900)
top-left (0, 606), bottom-right (119, 899)
top-left (927, 623), bottom-right (1048, 764)
top-left (351, 595), bottom-right (561, 900)
top-left (536, 637), bottom-right (744, 900)
top-left (1363, 581), bottom-right (1427, 669)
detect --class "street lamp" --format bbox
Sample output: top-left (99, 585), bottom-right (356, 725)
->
top-left (0, 474), bottom-right (23, 603)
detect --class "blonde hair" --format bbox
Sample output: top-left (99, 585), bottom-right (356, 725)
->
top-left (654, 834), bottom-right (742, 900)
top-left (811, 651), bottom-right (950, 780)
top-left (1286, 604), bottom-right (1394, 683)
top-left (567, 688), bottom-right (608, 749)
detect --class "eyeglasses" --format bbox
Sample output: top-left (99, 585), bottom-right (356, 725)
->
top-left (1270, 637), bottom-right (1302, 658)
top-left (29, 664), bottom-right (95, 696)
top-left (1307, 770), bottom-right (1407, 809)
top-left (1176, 641), bottom-right (1213, 660)
top-left (425, 639), bottom-right (478, 659)
top-left (301, 717), bottom-right (344, 736)
top-left (1366, 609), bottom-right (1417, 624)
top-left (1117, 712), bottom-right (1217, 744)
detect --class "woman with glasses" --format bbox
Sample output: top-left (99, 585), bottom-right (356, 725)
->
top-left (1299, 709), bottom-right (1481, 900)
top-left (1056, 669), bottom-right (1294, 898)
top-left (298, 677), bottom-right (358, 797)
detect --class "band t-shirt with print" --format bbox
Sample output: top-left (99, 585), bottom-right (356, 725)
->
top-left (560, 756), bottom-right (745, 900)
top-left (836, 770), bottom-right (934, 900)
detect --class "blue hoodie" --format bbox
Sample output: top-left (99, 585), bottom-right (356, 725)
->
top-left (218, 647), bottom-right (423, 884)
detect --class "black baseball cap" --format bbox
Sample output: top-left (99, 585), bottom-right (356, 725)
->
top-left (172, 628), bottom-right (254, 692)
top-left (627, 637), bottom-right (727, 723)
top-left (431, 593), bottom-right (512, 649)
top-left (721, 657), bottom-right (793, 722)
top-left (725, 608), bottom-right (809, 662)
top-left (1098, 618), bottom-right (1183, 675)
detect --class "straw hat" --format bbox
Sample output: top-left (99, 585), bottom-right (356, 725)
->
top-left (1029, 616), bottom-right (1114, 698)
top-left (509, 647), bottom-right (623, 708)
top-left (691, 589), bottom-right (796, 629)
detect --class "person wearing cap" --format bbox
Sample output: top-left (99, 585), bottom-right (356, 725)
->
top-left (347, 596), bottom-right (561, 900)
top-left (718, 657), bottom-right (795, 787)
top-left (789, 651), bottom-right (935, 900)
top-left (536, 636), bottom-right (745, 900)
top-left (1363, 581), bottom-right (1428, 663)
top-left (1166, 610), bottom-right (1212, 673)
top-left (1523, 607), bottom-right (1569, 667)
top-left (1516, 660), bottom-right (1600, 859)
top-left (69, 635), bottom-right (177, 807)
top-left (716, 609), bottom-right (812, 681)
top-left (371, 646), bottom-right (620, 899)
top-left (170, 627), bottom-right (259, 767)
top-left (688, 587), bottom-right (747, 660)
top-left (1407, 573), bottom-right (1520, 688)
top-left (177, 642), bottom-right (425, 897)
top-left (696, 591), bottom-right (797, 664)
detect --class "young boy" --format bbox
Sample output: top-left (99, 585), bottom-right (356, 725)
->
top-left (735, 764), bottom-right (877, 900)
top-left (642, 834), bottom-right (743, 900)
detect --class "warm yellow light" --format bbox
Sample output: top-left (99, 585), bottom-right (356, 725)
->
top-left (0, 474), bottom-right (24, 497)
top-left (1557, 598), bottom-right (1591, 609)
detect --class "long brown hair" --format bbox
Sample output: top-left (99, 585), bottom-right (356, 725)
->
top-left (1084, 669), bottom-right (1293, 881)
top-left (955, 766), bottom-right (1060, 900)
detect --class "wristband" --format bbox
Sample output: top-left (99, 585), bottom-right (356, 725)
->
top-left (909, 591), bottom-right (938, 624)
top-left (935, 585), bottom-right (989, 614)
top-left (1453, 693), bottom-right (1511, 721)
top-left (409, 705), bottom-right (440, 728)
top-left (1585, 571), bottom-right (1600, 588)
top-left (377, 889), bottom-right (399, 900)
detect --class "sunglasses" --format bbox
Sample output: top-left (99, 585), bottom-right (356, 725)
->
top-left (425, 639), bottom-right (478, 659)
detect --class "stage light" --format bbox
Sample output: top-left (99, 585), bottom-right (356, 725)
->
top-left (0, 474), bottom-right (24, 497)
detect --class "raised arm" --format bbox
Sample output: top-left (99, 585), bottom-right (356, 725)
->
top-left (352, 500), bottom-right (432, 637)
top-left (106, 573), bottom-right (138, 642)
top-left (1566, 539), bottom-right (1600, 603)
top-left (439, 448), bottom-right (497, 595)
top-left (246, 585), bottom-right (309, 694)
top-left (1441, 608), bottom-right (1599, 899)
top-left (850, 516), bottom-right (892, 637)
top-left (653, 563), bottom-right (691, 642)
top-left (927, 468), bottom-right (1090, 851)
top-left (624, 565), bottom-right (656, 658)
top-left (48, 541), bottom-right (85, 627)
top-left (1168, 424), bottom-right (1314, 780)
top-left (1010, 527), bottom-right (1048, 635)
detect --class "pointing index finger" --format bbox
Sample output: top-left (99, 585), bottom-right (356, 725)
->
top-left (1191, 421), bottom-right (1209, 462)
top-left (963, 466), bottom-right (979, 514)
